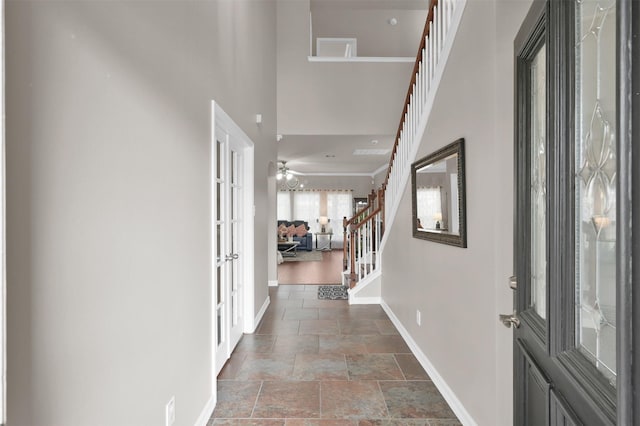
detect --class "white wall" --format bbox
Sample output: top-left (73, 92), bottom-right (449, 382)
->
top-left (492, 1), bottom-right (535, 421)
top-left (277, 0), bottom-right (413, 135)
top-left (5, 1), bottom-right (276, 425)
top-left (381, 1), bottom-right (532, 424)
top-left (373, 167), bottom-right (388, 190)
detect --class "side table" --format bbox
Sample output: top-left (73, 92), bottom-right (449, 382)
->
top-left (315, 232), bottom-right (333, 251)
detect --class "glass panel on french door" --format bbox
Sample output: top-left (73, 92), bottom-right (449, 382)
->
top-left (216, 140), bottom-right (222, 180)
top-left (229, 148), bottom-right (241, 330)
top-left (215, 137), bottom-right (226, 350)
top-left (530, 44), bottom-right (547, 319)
top-left (216, 183), bottom-right (222, 222)
top-left (575, 0), bottom-right (617, 385)
top-left (231, 150), bottom-right (238, 185)
top-left (216, 224), bottom-right (222, 263)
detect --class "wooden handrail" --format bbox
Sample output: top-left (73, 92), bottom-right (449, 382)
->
top-left (383, 0), bottom-right (439, 190)
top-left (344, 190), bottom-right (377, 228)
top-left (350, 206), bottom-right (382, 233)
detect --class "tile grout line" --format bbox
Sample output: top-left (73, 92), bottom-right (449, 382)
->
top-left (249, 380), bottom-right (265, 419)
top-left (318, 378), bottom-right (323, 419)
top-left (392, 353), bottom-right (408, 381)
top-left (375, 379), bottom-right (392, 420)
top-left (343, 353), bottom-right (350, 381)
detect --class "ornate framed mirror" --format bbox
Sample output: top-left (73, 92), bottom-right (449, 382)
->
top-left (411, 138), bottom-right (467, 247)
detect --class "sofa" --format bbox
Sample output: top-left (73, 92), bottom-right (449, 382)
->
top-left (277, 220), bottom-right (313, 251)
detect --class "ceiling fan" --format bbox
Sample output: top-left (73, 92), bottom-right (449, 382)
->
top-left (277, 161), bottom-right (303, 189)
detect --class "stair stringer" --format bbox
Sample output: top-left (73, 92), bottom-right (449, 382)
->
top-left (378, 0), bottom-right (468, 256)
top-left (347, 269), bottom-right (382, 305)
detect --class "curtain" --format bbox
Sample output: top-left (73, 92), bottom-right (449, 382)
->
top-left (327, 192), bottom-right (353, 233)
top-left (277, 191), bottom-right (292, 221)
top-left (293, 192), bottom-right (321, 232)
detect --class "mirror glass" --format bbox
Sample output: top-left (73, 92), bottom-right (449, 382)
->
top-left (412, 138), bottom-right (467, 247)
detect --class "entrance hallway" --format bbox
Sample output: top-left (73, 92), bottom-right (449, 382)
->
top-left (209, 285), bottom-right (461, 425)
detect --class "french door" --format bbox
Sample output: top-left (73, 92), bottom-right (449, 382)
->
top-left (512, 0), bottom-right (638, 424)
top-left (213, 118), bottom-right (246, 375)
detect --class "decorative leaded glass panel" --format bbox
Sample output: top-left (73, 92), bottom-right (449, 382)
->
top-left (575, 0), bottom-right (617, 385)
top-left (531, 45), bottom-right (547, 320)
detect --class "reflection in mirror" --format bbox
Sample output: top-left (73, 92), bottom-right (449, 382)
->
top-left (412, 138), bottom-right (467, 247)
top-left (415, 154), bottom-right (459, 233)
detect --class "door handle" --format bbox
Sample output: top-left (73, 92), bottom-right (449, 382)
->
top-left (499, 312), bottom-right (521, 328)
top-left (509, 275), bottom-right (517, 290)
top-left (225, 253), bottom-right (239, 261)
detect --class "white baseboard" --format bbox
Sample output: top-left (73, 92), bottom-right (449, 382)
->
top-left (253, 296), bottom-right (270, 331)
top-left (268, 280), bottom-right (279, 287)
top-left (381, 301), bottom-right (477, 426)
top-left (194, 395), bottom-right (216, 426)
top-left (349, 296), bottom-right (381, 305)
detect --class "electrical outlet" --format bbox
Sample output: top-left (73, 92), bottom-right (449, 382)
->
top-left (166, 396), bottom-right (175, 426)
top-left (416, 309), bottom-right (421, 326)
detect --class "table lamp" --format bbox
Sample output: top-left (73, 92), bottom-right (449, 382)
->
top-left (434, 212), bottom-right (442, 229)
top-left (318, 216), bottom-right (329, 233)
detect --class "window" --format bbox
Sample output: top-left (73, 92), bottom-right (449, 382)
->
top-left (279, 190), bottom-right (354, 237)
top-left (327, 192), bottom-right (353, 233)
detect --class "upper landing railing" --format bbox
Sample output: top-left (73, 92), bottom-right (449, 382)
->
top-left (342, 0), bottom-right (464, 289)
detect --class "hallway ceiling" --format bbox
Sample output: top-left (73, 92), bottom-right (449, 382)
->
top-left (277, 0), bottom-right (427, 177)
top-left (277, 134), bottom-right (395, 175)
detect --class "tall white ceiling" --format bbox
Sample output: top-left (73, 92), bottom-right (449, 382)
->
top-left (276, 0), bottom-right (427, 176)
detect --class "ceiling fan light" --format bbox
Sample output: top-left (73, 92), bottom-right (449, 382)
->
top-left (276, 172), bottom-right (283, 180)
top-left (286, 172), bottom-right (293, 180)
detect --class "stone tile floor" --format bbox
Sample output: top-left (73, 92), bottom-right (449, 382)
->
top-left (208, 285), bottom-right (461, 426)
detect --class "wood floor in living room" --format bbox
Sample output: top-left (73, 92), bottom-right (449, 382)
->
top-left (278, 249), bottom-right (343, 285)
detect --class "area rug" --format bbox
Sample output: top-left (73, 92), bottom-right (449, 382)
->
top-left (317, 285), bottom-right (349, 300)
top-left (282, 250), bottom-right (323, 262)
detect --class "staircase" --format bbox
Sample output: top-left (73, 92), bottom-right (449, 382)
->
top-left (342, 189), bottom-right (384, 289)
top-left (342, 0), bottom-right (467, 302)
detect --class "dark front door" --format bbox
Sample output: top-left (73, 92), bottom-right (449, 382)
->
top-left (512, 0), bottom-right (639, 424)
